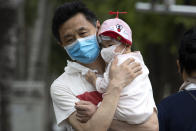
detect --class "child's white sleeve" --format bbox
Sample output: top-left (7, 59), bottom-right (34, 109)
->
top-left (95, 64), bottom-right (110, 93)
top-left (96, 76), bottom-right (109, 93)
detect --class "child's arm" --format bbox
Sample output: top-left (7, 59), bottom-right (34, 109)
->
top-left (85, 71), bottom-right (97, 87)
top-left (85, 71), bottom-right (108, 93)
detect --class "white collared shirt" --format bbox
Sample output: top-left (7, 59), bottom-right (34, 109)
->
top-left (50, 61), bottom-right (101, 129)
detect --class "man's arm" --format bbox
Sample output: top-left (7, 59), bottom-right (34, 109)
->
top-left (74, 101), bottom-right (158, 131)
top-left (67, 58), bottom-right (142, 131)
top-left (68, 85), bottom-right (122, 131)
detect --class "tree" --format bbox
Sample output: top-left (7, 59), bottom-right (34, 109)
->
top-left (0, 0), bottom-right (20, 130)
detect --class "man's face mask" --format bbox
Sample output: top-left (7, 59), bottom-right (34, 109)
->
top-left (64, 34), bottom-right (100, 64)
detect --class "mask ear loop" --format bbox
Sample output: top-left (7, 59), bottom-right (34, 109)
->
top-left (115, 43), bottom-right (127, 55)
top-left (120, 44), bottom-right (127, 54)
top-left (97, 36), bottom-right (102, 44)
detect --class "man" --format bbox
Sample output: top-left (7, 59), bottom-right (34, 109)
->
top-left (158, 27), bottom-right (196, 131)
top-left (51, 1), bottom-right (158, 131)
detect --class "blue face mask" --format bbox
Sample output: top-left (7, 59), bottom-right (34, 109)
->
top-left (64, 34), bottom-right (100, 64)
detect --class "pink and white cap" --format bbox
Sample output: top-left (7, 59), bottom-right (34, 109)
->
top-left (98, 13), bottom-right (132, 45)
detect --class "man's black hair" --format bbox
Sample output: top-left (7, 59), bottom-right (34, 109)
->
top-left (52, 1), bottom-right (97, 43)
top-left (179, 27), bottom-right (196, 75)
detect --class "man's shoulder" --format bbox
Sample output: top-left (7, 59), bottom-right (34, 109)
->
top-left (158, 90), bottom-right (196, 131)
top-left (157, 92), bottom-right (185, 124)
top-left (158, 91), bottom-right (185, 106)
top-left (158, 90), bottom-right (196, 112)
top-left (50, 72), bottom-right (72, 94)
top-left (52, 72), bottom-right (68, 85)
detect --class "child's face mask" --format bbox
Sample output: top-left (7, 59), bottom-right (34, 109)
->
top-left (101, 43), bottom-right (125, 63)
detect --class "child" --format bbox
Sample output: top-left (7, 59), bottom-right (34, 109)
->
top-left (85, 12), bottom-right (156, 124)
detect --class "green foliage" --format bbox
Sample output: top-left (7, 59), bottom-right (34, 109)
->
top-left (174, 16), bottom-right (196, 28)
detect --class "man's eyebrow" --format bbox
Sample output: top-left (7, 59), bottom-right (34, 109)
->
top-left (78, 27), bottom-right (88, 32)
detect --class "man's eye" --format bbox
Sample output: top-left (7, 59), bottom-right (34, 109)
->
top-left (80, 32), bottom-right (87, 36)
top-left (66, 39), bottom-right (74, 43)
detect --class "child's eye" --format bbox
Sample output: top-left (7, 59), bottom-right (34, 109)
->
top-left (100, 43), bottom-right (105, 48)
top-left (101, 40), bottom-right (115, 48)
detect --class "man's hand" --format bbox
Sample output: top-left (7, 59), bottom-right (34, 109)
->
top-left (75, 100), bottom-right (97, 123)
top-left (109, 57), bottom-right (142, 90)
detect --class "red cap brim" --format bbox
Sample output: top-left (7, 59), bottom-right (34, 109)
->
top-left (100, 31), bottom-right (132, 45)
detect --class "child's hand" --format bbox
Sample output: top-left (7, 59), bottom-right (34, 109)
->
top-left (85, 71), bottom-right (97, 87)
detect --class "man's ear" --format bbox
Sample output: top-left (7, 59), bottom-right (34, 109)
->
top-left (96, 20), bottom-right (101, 33)
top-left (57, 41), bottom-right (64, 47)
top-left (176, 60), bottom-right (181, 74)
top-left (96, 20), bottom-right (101, 29)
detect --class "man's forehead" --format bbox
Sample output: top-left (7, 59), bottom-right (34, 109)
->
top-left (63, 13), bottom-right (93, 29)
top-left (61, 16), bottom-right (95, 34)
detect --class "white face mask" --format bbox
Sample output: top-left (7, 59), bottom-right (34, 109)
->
top-left (101, 44), bottom-right (125, 63)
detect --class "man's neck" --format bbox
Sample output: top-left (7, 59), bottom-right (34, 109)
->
top-left (183, 70), bottom-right (196, 81)
top-left (191, 72), bottom-right (196, 78)
top-left (79, 55), bottom-right (105, 74)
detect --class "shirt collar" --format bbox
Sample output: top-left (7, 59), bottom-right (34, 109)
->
top-left (64, 60), bottom-right (98, 75)
top-left (179, 78), bottom-right (196, 91)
